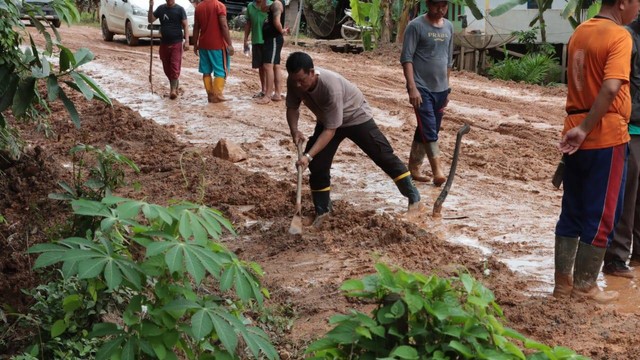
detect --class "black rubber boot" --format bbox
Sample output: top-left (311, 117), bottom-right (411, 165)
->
top-left (553, 236), bottom-right (578, 298)
top-left (395, 176), bottom-right (421, 205)
top-left (311, 190), bottom-right (331, 228)
top-left (312, 190), bottom-right (331, 216)
top-left (571, 242), bottom-right (618, 304)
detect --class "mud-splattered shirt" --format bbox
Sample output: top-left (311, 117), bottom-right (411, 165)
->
top-left (286, 68), bottom-right (372, 129)
top-left (400, 15), bottom-right (453, 93)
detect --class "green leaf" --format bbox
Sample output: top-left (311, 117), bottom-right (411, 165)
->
top-left (488, 0), bottom-right (527, 17)
top-left (62, 294), bottom-right (82, 313)
top-left (78, 258), bottom-right (108, 279)
top-left (77, 72), bottom-right (111, 105)
top-left (104, 260), bottom-right (123, 289)
top-left (96, 337), bottom-right (124, 360)
top-left (59, 46), bottom-right (75, 71)
top-left (165, 244), bottom-right (184, 274)
top-left (464, 0), bottom-right (484, 20)
top-left (242, 326), bottom-right (278, 360)
top-left (114, 260), bottom-right (143, 290)
top-left (59, 88), bottom-right (81, 128)
top-left (220, 266), bottom-right (235, 292)
top-left (190, 213), bottom-right (209, 244)
top-left (0, 74), bottom-right (18, 112)
top-left (460, 273), bottom-right (473, 294)
top-left (51, 319), bottom-right (67, 337)
top-left (234, 266), bottom-right (253, 303)
top-left (191, 309), bottom-right (214, 340)
top-left (121, 338), bottom-right (136, 360)
top-left (183, 246), bottom-right (206, 284)
top-left (74, 48), bottom-right (95, 68)
top-left (178, 211), bottom-right (193, 240)
top-left (116, 200), bottom-right (144, 220)
top-left (340, 279), bottom-right (364, 292)
top-left (391, 345), bottom-right (419, 359)
top-left (146, 241), bottom-right (174, 257)
top-left (163, 298), bottom-right (199, 313)
top-left (141, 321), bottom-right (164, 337)
top-left (89, 323), bottom-right (122, 338)
top-left (448, 340), bottom-right (473, 358)
top-left (31, 56), bottom-right (50, 78)
top-left (12, 76), bottom-right (36, 117)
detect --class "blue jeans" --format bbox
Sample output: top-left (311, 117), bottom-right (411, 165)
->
top-left (412, 88), bottom-right (449, 143)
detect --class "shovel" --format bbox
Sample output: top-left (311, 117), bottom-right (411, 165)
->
top-left (433, 123), bottom-right (471, 216)
top-left (289, 142), bottom-right (304, 234)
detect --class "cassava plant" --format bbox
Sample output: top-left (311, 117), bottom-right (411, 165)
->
top-left (48, 144), bottom-right (140, 235)
top-left (28, 196), bottom-right (278, 360)
top-left (306, 263), bottom-right (587, 360)
top-left (1, 0), bottom-right (111, 162)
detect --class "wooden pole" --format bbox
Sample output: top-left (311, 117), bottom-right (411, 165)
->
top-left (561, 43), bottom-right (567, 83)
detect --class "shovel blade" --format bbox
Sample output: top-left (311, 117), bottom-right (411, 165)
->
top-left (289, 214), bottom-right (303, 235)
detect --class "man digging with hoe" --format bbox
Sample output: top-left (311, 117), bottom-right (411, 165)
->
top-left (285, 52), bottom-right (424, 226)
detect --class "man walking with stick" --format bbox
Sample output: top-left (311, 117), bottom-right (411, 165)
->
top-left (148, 0), bottom-right (190, 99)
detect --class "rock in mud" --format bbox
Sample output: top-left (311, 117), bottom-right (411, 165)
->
top-left (212, 139), bottom-right (247, 163)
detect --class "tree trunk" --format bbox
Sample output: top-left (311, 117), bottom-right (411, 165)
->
top-left (395, 0), bottom-right (415, 44)
top-left (380, 0), bottom-right (392, 44)
top-left (539, 10), bottom-right (546, 43)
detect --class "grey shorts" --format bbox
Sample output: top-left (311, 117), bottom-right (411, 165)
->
top-left (251, 44), bottom-right (263, 69)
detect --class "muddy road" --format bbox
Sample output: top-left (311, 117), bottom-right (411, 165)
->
top-left (5, 24), bottom-right (640, 358)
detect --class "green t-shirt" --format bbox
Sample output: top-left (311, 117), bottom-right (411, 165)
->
top-left (246, 1), bottom-right (270, 45)
top-left (629, 123), bottom-right (640, 135)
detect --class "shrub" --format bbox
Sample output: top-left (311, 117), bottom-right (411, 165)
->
top-left (307, 263), bottom-right (587, 360)
top-left (27, 197), bottom-right (278, 359)
top-left (488, 52), bottom-right (559, 85)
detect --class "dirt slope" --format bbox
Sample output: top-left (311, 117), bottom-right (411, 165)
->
top-left (2, 24), bottom-right (640, 358)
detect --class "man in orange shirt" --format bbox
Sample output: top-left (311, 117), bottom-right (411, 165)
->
top-left (193, 0), bottom-right (234, 103)
top-left (553, 0), bottom-right (639, 304)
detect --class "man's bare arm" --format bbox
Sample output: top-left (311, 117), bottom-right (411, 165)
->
top-left (271, 1), bottom-right (284, 34)
top-left (218, 15), bottom-right (234, 55)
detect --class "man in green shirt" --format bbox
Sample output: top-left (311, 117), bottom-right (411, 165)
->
top-left (243, 0), bottom-right (270, 98)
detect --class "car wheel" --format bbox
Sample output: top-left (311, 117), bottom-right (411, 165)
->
top-left (125, 21), bottom-right (139, 46)
top-left (52, 19), bottom-right (61, 28)
top-left (101, 17), bottom-right (114, 41)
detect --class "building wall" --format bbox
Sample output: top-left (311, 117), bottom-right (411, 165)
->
top-left (464, 0), bottom-right (576, 44)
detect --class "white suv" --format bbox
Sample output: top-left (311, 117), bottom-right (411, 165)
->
top-left (100, 0), bottom-right (195, 46)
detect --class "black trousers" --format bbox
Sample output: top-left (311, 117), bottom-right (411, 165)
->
top-left (304, 119), bottom-right (409, 191)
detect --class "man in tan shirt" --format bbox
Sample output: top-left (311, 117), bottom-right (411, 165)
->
top-left (285, 52), bottom-right (423, 224)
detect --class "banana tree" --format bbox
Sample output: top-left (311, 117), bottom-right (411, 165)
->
top-left (561, 0), bottom-right (601, 29)
top-left (489, 0), bottom-right (553, 42)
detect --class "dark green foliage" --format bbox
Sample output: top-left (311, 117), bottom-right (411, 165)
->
top-left (488, 52), bottom-right (560, 85)
top-left (0, 0), bottom-right (110, 162)
top-left (306, 263), bottom-right (587, 360)
top-left (28, 197), bottom-right (278, 359)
